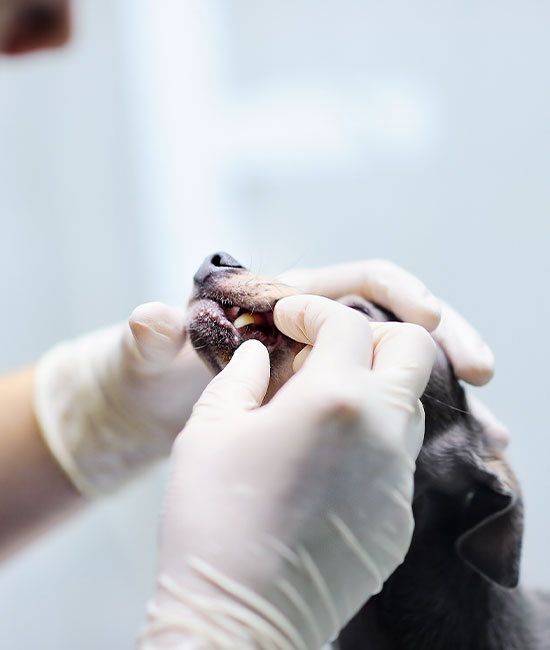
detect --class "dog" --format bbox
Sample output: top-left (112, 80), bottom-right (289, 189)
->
top-left (186, 251), bottom-right (550, 650)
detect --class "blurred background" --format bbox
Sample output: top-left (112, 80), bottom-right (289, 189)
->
top-left (0, 0), bottom-right (549, 647)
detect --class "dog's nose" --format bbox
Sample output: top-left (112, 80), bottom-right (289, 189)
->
top-left (193, 252), bottom-right (245, 284)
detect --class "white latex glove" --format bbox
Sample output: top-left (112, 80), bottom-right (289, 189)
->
top-left (278, 259), bottom-right (495, 386)
top-left (33, 302), bottom-right (212, 496)
top-left (278, 261), bottom-right (510, 449)
top-left (140, 295), bottom-right (435, 650)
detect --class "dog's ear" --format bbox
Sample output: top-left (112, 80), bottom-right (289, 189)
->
top-left (455, 455), bottom-right (523, 588)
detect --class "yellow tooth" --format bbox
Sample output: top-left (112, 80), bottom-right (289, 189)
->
top-left (234, 312), bottom-right (255, 329)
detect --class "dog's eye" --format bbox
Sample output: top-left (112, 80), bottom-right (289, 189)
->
top-left (349, 303), bottom-right (372, 318)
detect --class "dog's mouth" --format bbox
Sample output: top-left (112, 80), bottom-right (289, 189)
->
top-left (225, 303), bottom-right (286, 350)
top-left (186, 269), bottom-right (303, 382)
top-left (191, 297), bottom-right (286, 354)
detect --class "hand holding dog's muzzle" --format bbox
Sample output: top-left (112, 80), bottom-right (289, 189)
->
top-left (33, 302), bottom-right (212, 496)
top-left (278, 259), bottom-right (494, 386)
top-left (140, 296), bottom-right (435, 650)
top-left (278, 260), bottom-right (510, 452)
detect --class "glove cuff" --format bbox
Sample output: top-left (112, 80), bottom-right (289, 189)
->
top-left (33, 325), bottom-right (162, 497)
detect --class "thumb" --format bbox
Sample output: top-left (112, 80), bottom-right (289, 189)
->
top-left (191, 340), bottom-right (271, 421)
top-left (125, 302), bottom-right (187, 370)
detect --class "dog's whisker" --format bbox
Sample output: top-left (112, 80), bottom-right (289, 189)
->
top-left (190, 342), bottom-right (210, 351)
top-left (422, 392), bottom-right (472, 415)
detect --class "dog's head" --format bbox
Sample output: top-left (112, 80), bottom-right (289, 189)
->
top-left (187, 252), bottom-right (523, 590)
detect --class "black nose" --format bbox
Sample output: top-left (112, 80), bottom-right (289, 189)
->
top-left (193, 252), bottom-right (245, 284)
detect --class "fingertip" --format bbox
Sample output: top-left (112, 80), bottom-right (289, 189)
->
top-left (233, 338), bottom-right (270, 364)
top-left (129, 302), bottom-right (186, 335)
top-left (231, 339), bottom-right (271, 392)
top-left (435, 335), bottom-right (495, 386)
top-left (370, 321), bottom-right (437, 397)
top-left (199, 339), bottom-right (271, 413)
top-left (273, 295), bottom-right (310, 342)
top-left (273, 294), bottom-right (303, 315)
top-left (359, 259), bottom-right (442, 331)
top-left (274, 294), bottom-right (358, 340)
top-left (392, 290), bottom-right (441, 333)
top-left (453, 351), bottom-right (495, 386)
top-left (414, 295), bottom-right (442, 332)
top-left (128, 302), bottom-right (187, 365)
top-left (413, 321), bottom-right (438, 359)
top-left (431, 301), bottom-right (495, 386)
top-left (374, 321), bottom-right (436, 355)
top-left (404, 322), bottom-right (438, 378)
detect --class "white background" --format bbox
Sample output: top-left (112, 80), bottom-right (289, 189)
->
top-left (1, 1), bottom-right (549, 648)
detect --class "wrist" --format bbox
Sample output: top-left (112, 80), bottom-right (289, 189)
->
top-left (33, 324), bottom-right (165, 496)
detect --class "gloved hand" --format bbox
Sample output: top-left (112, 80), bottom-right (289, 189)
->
top-left (139, 295), bottom-right (435, 650)
top-left (278, 259), bottom-right (495, 386)
top-left (33, 259), bottom-right (497, 499)
top-left (278, 260), bottom-right (508, 446)
top-left (33, 302), bottom-right (212, 496)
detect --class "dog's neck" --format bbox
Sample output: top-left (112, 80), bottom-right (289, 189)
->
top-left (337, 524), bottom-right (537, 650)
top-left (337, 360), bottom-right (538, 650)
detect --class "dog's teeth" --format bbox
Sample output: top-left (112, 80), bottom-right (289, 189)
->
top-left (234, 313), bottom-right (255, 329)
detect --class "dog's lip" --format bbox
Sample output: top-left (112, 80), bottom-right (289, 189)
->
top-left (189, 295), bottom-right (286, 352)
top-left (193, 297), bottom-right (238, 333)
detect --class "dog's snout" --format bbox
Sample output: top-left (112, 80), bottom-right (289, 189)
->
top-left (193, 252), bottom-right (245, 285)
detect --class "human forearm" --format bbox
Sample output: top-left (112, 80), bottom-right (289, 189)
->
top-left (0, 302), bottom-right (212, 558)
top-left (0, 366), bottom-right (83, 559)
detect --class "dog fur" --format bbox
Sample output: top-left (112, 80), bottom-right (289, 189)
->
top-left (187, 252), bottom-right (550, 650)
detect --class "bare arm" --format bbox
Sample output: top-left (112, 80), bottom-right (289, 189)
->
top-left (0, 366), bottom-right (83, 560)
top-left (0, 303), bottom-right (211, 560)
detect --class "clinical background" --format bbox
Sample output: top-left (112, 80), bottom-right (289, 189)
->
top-left (1, 1), bottom-right (549, 648)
